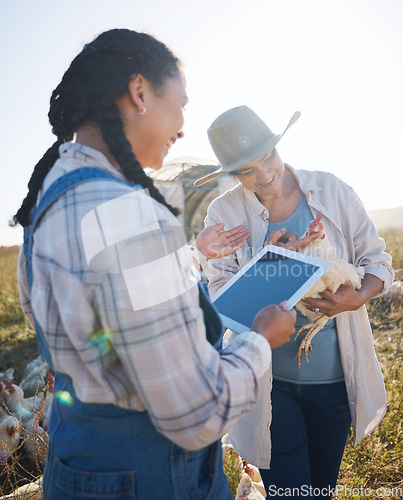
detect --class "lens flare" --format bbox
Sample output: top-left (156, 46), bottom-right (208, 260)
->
top-left (55, 391), bottom-right (73, 406)
top-left (90, 328), bottom-right (114, 357)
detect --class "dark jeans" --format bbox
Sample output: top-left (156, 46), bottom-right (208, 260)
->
top-left (260, 380), bottom-right (352, 499)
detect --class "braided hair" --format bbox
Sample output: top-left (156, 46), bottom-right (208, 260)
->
top-left (12, 29), bottom-right (181, 227)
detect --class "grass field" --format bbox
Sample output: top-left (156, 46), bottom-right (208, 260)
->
top-left (0, 232), bottom-right (402, 498)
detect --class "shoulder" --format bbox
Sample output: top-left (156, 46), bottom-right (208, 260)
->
top-left (297, 167), bottom-right (351, 187)
top-left (207, 183), bottom-right (246, 214)
top-left (295, 167), bottom-right (357, 202)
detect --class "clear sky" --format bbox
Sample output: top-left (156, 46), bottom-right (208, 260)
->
top-left (1, 0), bottom-right (402, 246)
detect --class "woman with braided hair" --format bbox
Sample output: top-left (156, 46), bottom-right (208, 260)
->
top-left (15, 29), bottom-right (296, 499)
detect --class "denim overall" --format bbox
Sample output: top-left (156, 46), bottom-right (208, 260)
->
top-left (24, 167), bottom-right (233, 499)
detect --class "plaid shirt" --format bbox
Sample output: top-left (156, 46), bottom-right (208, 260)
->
top-left (18, 143), bottom-right (271, 450)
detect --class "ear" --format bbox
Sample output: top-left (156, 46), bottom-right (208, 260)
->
top-left (128, 74), bottom-right (148, 113)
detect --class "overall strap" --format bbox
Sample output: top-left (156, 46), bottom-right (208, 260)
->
top-left (198, 280), bottom-right (224, 350)
top-left (31, 167), bottom-right (131, 232)
top-left (23, 167), bottom-right (132, 367)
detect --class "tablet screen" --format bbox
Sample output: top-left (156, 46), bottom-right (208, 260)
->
top-left (211, 245), bottom-right (330, 333)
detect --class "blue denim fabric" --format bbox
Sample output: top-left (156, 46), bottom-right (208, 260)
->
top-left (44, 373), bottom-right (232, 500)
top-left (24, 167), bottom-right (233, 499)
top-left (260, 380), bottom-right (351, 499)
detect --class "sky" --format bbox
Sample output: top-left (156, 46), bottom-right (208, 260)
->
top-left (1, 0), bottom-right (402, 246)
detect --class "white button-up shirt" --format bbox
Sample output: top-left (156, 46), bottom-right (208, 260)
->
top-left (204, 165), bottom-right (394, 467)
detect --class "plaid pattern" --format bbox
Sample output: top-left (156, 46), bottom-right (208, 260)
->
top-left (18, 143), bottom-right (271, 449)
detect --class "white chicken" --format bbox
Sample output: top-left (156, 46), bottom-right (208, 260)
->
top-left (0, 415), bottom-right (20, 459)
top-left (294, 211), bottom-right (364, 366)
top-left (235, 471), bottom-right (266, 500)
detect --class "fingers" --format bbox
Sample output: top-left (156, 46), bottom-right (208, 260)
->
top-left (280, 232), bottom-right (298, 243)
top-left (251, 303), bottom-right (297, 349)
top-left (229, 229), bottom-right (250, 241)
top-left (264, 228), bottom-right (286, 246)
top-left (221, 224), bottom-right (244, 236)
top-left (335, 280), bottom-right (352, 292)
top-left (219, 224), bottom-right (251, 245)
top-left (288, 308), bottom-right (297, 321)
top-left (211, 222), bottom-right (225, 232)
top-left (230, 231), bottom-right (251, 251)
top-left (285, 232), bottom-right (320, 251)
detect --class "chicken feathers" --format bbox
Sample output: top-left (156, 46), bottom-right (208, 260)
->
top-left (294, 212), bottom-right (364, 366)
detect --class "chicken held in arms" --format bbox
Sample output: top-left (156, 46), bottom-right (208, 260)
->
top-left (294, 212), bottom-right (364, 366)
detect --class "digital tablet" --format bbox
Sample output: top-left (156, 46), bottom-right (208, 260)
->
top-left (211, 244), bottom-right (332, 334)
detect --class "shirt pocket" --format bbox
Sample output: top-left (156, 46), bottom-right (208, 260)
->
top-left (50, 457), bottom-right (135, 499)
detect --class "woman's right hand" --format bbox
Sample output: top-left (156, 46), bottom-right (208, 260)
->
top-left (251, 301), bottom-right (296, 349)
top-left (264, 228), bottom-right (323, 251)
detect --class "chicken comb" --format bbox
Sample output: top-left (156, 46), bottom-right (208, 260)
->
top-left (47, 372), bottom-right (54, 393)
top-left (5, 380), bottom-right (15, 393)
top-left (314, 211), bottom-right (322, 223)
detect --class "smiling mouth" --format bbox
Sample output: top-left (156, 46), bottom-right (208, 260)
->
top-left (167, 138), bottom-right (175, 149)
top-left (258, 173), bottom-right (275, 186)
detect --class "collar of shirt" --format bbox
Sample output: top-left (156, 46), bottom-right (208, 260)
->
top-left (57, 142), bottom-right (127, 181)
top-left (243, 187), bottom-right (268, 218)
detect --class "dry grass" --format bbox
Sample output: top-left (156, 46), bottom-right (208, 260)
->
top-left (0, 247), bottom-right (39, 385)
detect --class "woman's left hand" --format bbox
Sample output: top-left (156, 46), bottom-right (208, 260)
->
top-left (302, 281), bottom-right (362, 317)
top-left (302, 274), bottom-right (384, 317)
top-left (195, 223), bottom-right (251, 260)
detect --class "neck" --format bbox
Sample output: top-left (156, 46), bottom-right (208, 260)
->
top-left (257, 168), bottom-right (300, 212)
top-left (75, 122), bottom-right (120, 169)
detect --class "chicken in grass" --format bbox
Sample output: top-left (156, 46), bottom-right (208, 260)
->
top-left (294, 212), bottom-right (365, 366)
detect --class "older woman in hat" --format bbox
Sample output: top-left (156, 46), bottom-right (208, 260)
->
top-left (195, 107), bottom-right (393, 498)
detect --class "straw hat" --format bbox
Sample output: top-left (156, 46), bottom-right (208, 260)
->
top-left (194, 106), bottom-right (300, 187)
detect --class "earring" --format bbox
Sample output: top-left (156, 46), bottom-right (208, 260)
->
top-left (138, 106), bottom-right (146, 116)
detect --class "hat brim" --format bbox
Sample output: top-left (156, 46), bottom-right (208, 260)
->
top-left (194, 111), bottom-right (301, 187)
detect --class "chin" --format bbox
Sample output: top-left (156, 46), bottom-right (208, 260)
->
top-left (140, 158), bottom-right (163, 171)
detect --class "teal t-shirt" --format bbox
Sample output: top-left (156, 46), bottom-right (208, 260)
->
top-left (265, 194), bottom-right (344, 384)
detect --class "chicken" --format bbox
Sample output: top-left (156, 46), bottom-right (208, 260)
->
top-left (22, 417), bottom-right (47, 461)
top-left (2, 379), bottom-right (33, 423)
top-left (294, 212), bottom-right (364, 366)
top-left (42, 372), bottom-right (54, 430)
top-left (222, 434), bottom-right (266, 500)
top-left (0, 415), bottom-right (20, 459)
top-left (235, 471), bottom-right (266, 500)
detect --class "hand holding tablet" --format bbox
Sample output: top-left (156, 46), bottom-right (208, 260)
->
top-left (211, 244), bottom-right (332, 335)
